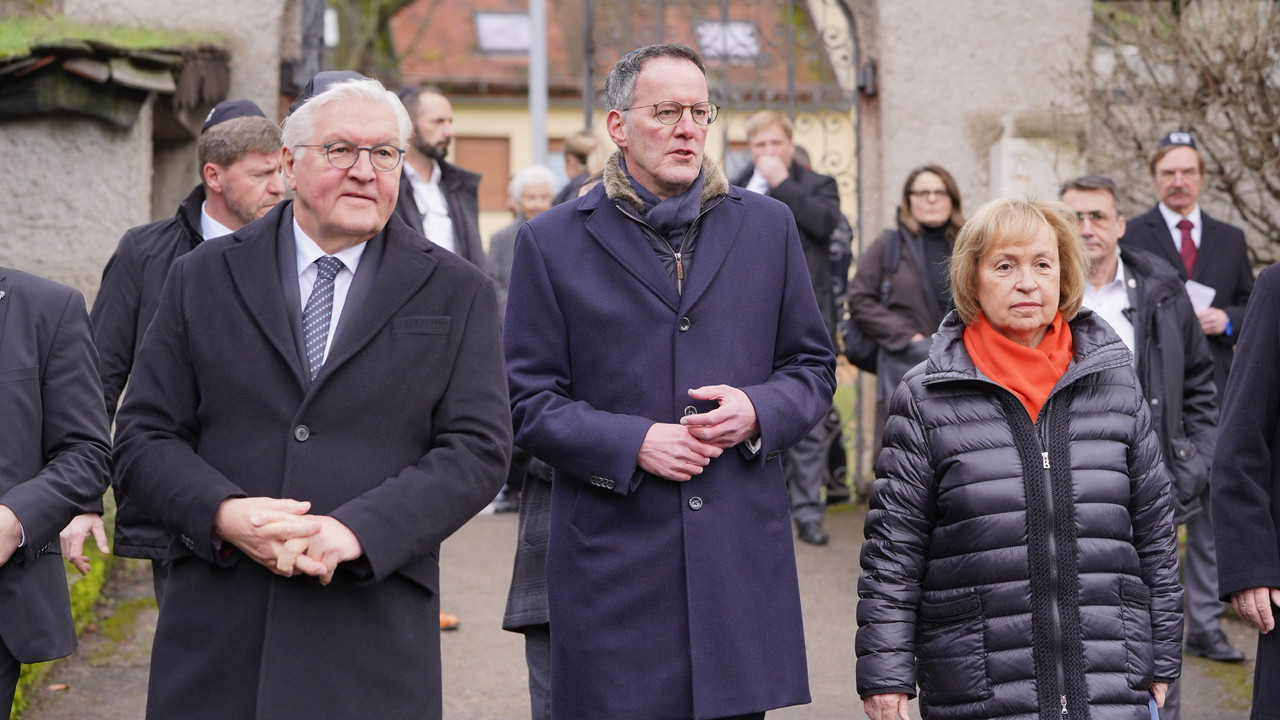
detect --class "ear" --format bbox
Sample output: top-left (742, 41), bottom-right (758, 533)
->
top-left (1115, 215), bottom-right (1127, 238)
top-left (606, 109), bottom-right (628, 149)
top-left (202, 163), bottom-right (223, 193)
top-left (282, 147), bottom-right (300, 192)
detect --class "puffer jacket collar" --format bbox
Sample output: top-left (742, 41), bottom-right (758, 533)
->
top-left (920, 307), bottom-right (1134, 391)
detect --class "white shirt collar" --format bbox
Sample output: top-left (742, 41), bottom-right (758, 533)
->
top-left (1157, 202), bottom-right (1203, 248)
top-left (293, 218), bottom-right (367, 277)
top-left (200, 201), bottom-right (237, 241)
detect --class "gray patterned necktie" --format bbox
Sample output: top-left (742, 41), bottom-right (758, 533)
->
top-left (303, 255), bottom-right (344, 381)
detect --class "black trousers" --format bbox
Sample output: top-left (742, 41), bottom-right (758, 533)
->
top-left (0, 637), bottom-right (19, 716)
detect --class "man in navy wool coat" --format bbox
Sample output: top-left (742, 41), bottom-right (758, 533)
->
top-left (503, 42), bottom-right (836, 720)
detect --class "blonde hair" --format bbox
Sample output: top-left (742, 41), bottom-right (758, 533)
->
top-left (949, 197), bottom-right (1089, 326)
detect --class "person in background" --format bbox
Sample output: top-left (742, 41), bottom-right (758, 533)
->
top-left (847, 164), bottom-right (962, 454)
top-left (486, 164), bottom-right (557, 323)
top-left (730, 109), bottom-right (843, 546)
top-left (394, 85), bottom-right (485, 267)
top-left (857, 197), bottom-right (1181, 720)
top-left (1211, 260), bottom-right (1280, 719)
top-left (1120, 131), bottom-right (1252, 665)
top-left (1063, 174), bottom-right (1219, 720)
top-left (501, 169), bottom-right (605, 720)
top-left (504, 43), bottom-right (835, 719)
top-left (79, 99), bottom-right (284, 603)
top-left (0, 266), bottom-right (111, 715)
top-left (552, 130), bottom-right (601, 206)
top-left (485, 164), bottom-right (557, 515)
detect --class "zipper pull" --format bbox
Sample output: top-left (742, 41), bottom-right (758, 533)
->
top-left (1060, 695), bottom-right (1068, 715)
top-left (1042, 452), bottom-right (1051, 469)
top-left (675, 252), bottom-right (684, 281)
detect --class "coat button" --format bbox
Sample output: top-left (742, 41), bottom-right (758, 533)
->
top-left (1150, 397), bottom-right (1161, 406)
top-left (679, 317), bottom-right (692, 332)
top-left (294, 425), bottom-right (310, 442)
top-left (688, 496), bottom-right (703, 510)
top-left (684, 405), bottom-right (697, 417)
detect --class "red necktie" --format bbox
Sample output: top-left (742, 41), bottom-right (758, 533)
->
top-left (1177, 219), bottom-right (1196, 277)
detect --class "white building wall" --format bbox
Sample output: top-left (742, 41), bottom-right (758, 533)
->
top-left (859, 0), bottom-right (1090, 238)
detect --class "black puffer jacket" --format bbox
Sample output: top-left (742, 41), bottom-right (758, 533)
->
top-left (856, 309), bottom-right (1182, 720)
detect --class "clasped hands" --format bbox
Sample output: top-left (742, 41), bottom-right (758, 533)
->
top-left (215, 497), bottom-right (363, 585)
top-left (638, 385), bottom-right (759, 482)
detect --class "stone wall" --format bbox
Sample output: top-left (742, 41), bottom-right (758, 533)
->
top-left (0, 96), bottom-right (154, 297)
top-left (854, 0), bottom-right (1090, 241)
top-left (0, 0), bottom-right (291, 302)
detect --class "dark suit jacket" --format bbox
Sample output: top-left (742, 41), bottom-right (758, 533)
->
top-left (113, 203), bottom-right (511, 720)
top-left (392, 159), bottom-right (485, 267)
top-left (731, 161), bottom-right (842, 341)
top-left (1120, 205), bottom-right (1254, 391)
top-left (0, 267), bottom-right (110, 665)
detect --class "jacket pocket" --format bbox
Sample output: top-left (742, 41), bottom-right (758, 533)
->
top-left (1166, 435), bottom-right (1208, 515)
top-left (391, 316), bottom-right (451, 335)
top-left (1119, 578), bottom-right (1156, 690)
top-left (915, 591), bottom-right (993, 705)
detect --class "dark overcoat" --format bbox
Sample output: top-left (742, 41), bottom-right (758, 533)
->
top-left (113, 202), bottom-right (511, 720)
top-left (1211, 262), bottom-right (1280, 718)
top-left (0, 268), bottom-right (109, 668)
top-left (504, 165), bottom-right (837, 720)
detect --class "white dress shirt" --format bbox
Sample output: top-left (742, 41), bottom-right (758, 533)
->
top-left (1158, 202), bottom-right (1203, 251)
top-left (745, 168), bottom-right (771, 196)
top-left (294, 219), bottom-right (366, 365)
top-left (1082, 257), bottom-right (1137, 366)
top-left (403, 160), bottom-right (457, 254)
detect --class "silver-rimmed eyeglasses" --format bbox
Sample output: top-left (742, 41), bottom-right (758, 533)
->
top-left (296, 141), bottom-right (405, 172)
top-left (623, 101), bottom-right (719, 126)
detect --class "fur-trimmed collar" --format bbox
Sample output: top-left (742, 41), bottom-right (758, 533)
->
top-left (602, 149), bottom-right (729, 214)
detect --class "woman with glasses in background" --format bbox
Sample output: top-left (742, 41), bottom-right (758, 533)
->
top-left (847, 164), bottom-right (965, 448)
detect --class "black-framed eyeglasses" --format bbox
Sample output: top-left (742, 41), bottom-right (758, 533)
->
top-left (623, 101), bottom-right (719, 126)
top-left (1075, 210), bottom-right (1114, 225)
top-left (296, 141), bottom-right (405, 172)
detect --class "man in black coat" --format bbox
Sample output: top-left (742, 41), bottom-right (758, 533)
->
top-left (731, 109), bottom-right (843, 546)
top-left (0, 266), bottom-right (111, 713)
top-left (85, 99), bottom-right (284, 603)
top-left (1119, 132), bottom-right (1253, 669)
top-left (394, 86), bottom-right (485, 267)
top-left (1065, 175), bottom-right (1220, 719)
top-left (1211, 262), bottom-right (1280, 718)
top-left (113, 76), bottom-right (510, 720)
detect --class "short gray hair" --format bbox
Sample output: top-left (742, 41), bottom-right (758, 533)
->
top-left (508, 165), bottom-right (557, 202)
top-left (603, 43), bottom-right (706, 112)
top-left (282, 78), bottom-right (411, 151)
top-left (199, 116), bottom-right (282, 170)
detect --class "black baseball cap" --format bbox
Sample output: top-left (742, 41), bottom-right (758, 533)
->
top-left (288, 70), bottom-right (367, 115)
top-left (201, 99), bottom-right (267, 133)
top-left (1157, 131), bottom-right (1197, 150)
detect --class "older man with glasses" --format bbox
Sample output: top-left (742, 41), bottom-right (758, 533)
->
top-left (112, 74), bottom-right (510, 720)
top-left (1062, 174), bottom-right (1220, 720)
top-left (503, 43), bottom-right (835, 720)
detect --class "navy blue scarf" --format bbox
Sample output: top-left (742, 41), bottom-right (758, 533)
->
top-left (621, 157), bottom-right (705, 250)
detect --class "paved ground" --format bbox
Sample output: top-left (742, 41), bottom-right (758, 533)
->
top-left (23, 504), bottom-right (1256, 719)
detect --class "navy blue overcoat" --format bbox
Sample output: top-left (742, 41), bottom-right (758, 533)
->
top-left (504, 159), bottom-right (837, 719)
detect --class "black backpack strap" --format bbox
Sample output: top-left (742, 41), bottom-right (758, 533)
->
top-left (877, 229), bottom-right (904, 305)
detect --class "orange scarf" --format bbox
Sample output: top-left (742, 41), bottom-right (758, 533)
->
top-left (963, 311), bottom-right (1073, 423)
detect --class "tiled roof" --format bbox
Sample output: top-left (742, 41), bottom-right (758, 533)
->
top-left (391, 0), bottom-right (848, 108)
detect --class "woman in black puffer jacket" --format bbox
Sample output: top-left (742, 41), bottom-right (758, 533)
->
top-left (856, 198), bottom-right (1182, 720)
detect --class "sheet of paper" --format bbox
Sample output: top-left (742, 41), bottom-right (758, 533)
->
top-left (1186, 279), bottom-right (1216, 313)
